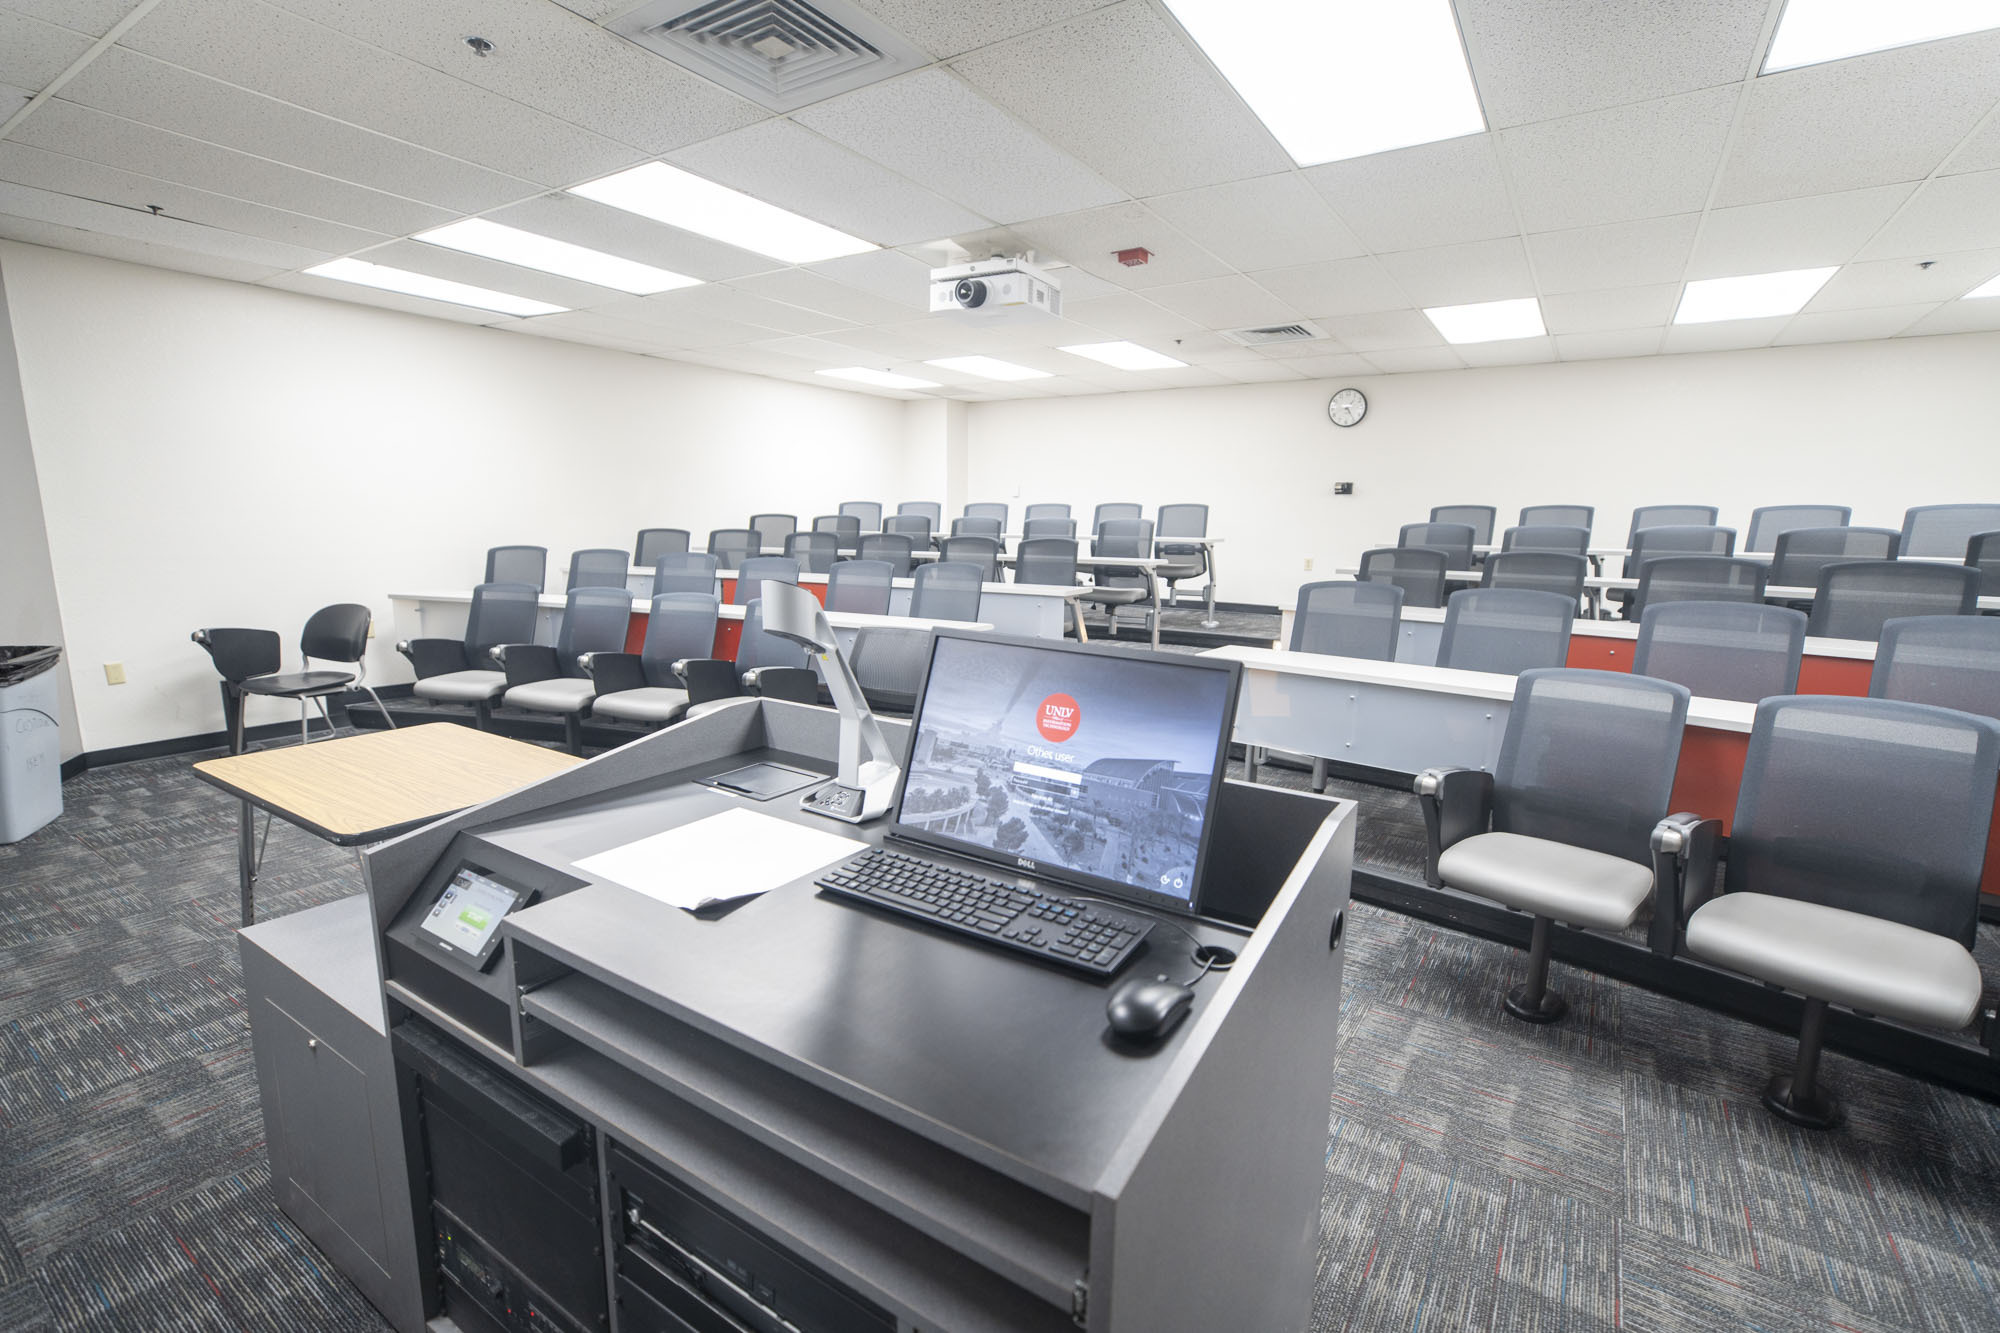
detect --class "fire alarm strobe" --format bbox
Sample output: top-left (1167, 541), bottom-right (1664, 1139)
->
top-left (1115, 247), bottom-right (1152, 267)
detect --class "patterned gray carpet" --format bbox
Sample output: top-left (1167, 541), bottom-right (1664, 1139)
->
top-left (1, 734), bottom-right (1996, 1330)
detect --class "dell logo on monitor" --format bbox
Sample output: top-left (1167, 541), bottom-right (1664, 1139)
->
top-left (1017, 856), bottom-right (1037, 871)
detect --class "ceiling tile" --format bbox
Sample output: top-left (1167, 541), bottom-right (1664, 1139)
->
top-left (1540, 283), bottom-right (1680, 334)
top-left (1773, 304), bottom-right (1935, 345)
top-left (1805, 247), bottom-right (2000, 312)
top-left (1249, 257), bottom-right (1409, 319)
top-left (813, 324), bottom-right (936, 360)
top-left (1361, 346), bottom-right (1465, 373)
top-left (1212, 360), bottom-right (1305, 383)
top-left (117, 0), bottom-right (640, 187)
top-left (1455, 336), bottom-right (1556, 367)
top-left (0, 213), bottom-right (286, 283)
top-left (727, 268), bottom-right (917, 325)
top-left (257, 0), bottom-right (765, 155)
top-left (481, 193), bottom-right (780, 282)
top-left (1275, 352), bottom-right (1376, 381)
top-left (2, 0), bottom-right (145, 40)
top-left (581, 295), bottom-right (780, 345)
top-left (1660, 315), bottom-right (1788, 354)
top-left (0, 178), bottom-right (329, 270)
top-left (1163, 331), bottom-right (1268, 363)
top-left (1141, 275), bottom-right (1299, 329)
top-left (1063, 292), bottom-right (1204, 340)
top-left (58, 48), bottom-right (541, 213)
top-left (1319, 308), bottom-right (1448, 352)
top-left (805, 247), bottom-right (934, 307)
top-left (1143, 173), bottom-right (1365, 272)
top-left (2, 81), bottom-right (29, 113)
top-left (1376, 237), bottom-right (1533, 307)
top-left (792, 68), bottom-right (1125, 224)
top-left (0, 10), bottom-right (93, 90)
top-left (1527, 215), bottom-right (1699, 294)
top-left (1688, 183), bottom-right (1916, 278)
top-left (1900, 299), bottom-right (2000, 337)
top-left (950, 0), bottom-right (1289, 197)
top-left (1305, 135), bottom-right (1518, 253)
top-left (1944, 110), bottom-right (2000, 176)
top-left (848, 0), bottom-right (1117, 60)
top-left (1499, 85), bottom-right (1738, 232)
top-left (1713, 31), bottom-right (2000, 207)
top-left (1855, 170), bottom-right (2000, 261)
top-left (264, 269), bottom-right (508, 324)
top-left (611, 281), bottom-right (854, 335)
top-left (546, 0), bottom-right (638, 21)
top-left (665, 119), bottom-right (991, 248)
top-left (1555, 329), bottom-right (1664, 361)
top-left (1003, 202), bottom-right (1230, 291)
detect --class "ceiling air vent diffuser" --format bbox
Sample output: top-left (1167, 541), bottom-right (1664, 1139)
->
top-left (1222, 322), bottom-right (1325, 346)
top-left (609, 0), bottom-right (927, 112)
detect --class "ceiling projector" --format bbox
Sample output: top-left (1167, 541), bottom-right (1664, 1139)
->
top-left (928, 256), bottom-right (1063, 320)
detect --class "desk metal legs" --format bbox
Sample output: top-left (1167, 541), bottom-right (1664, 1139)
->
top-left (238, 798), bottom-right (259, 927)
top-left (1201, 544), bottom-right (1221, 629)
top-left (1147, 571), bottom-right (1162, 649)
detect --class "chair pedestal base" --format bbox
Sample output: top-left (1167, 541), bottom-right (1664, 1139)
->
top-left (1762, 1074), bottom-right (1842, 1130)
top-left (1504, 984), bottom-right (1568, 1024)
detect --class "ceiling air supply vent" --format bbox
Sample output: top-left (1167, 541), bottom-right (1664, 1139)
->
top-left (609, 0), bottom-right (927, 113)
top-left (1222, 322), bottom-right (1325, 346)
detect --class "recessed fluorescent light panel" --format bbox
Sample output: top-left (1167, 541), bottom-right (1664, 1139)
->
top-left (1422, 297), bottom-right (1545, 344)
top-left (818, 367), bottom-right (939, 389)
top-left (414, 219), bottom-right (700, 295)
top-left (1763, 0), bottom-right (2000, 72)
top-left (302, 258), bottom-right (565, 316)
top-left (569, 163), bottom-right (875, 265)
top-left (1673, 268), bottom-right (1838, 324)
top-left (1060, 341), bottom-right (1189, 370)
top-left (1964, 273), bottom-right (2000, 300)
top-left (1161, 0), bottom-right (1484, 165)
top-left (924, 355), bottom-right (1053, 381)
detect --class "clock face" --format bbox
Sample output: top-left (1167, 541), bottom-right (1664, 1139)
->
top-left (1328, 387), bottom-right (1367, 427)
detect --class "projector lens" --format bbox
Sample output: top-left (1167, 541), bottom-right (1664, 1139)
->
top-left (954, 278), bottom-right (987, 308)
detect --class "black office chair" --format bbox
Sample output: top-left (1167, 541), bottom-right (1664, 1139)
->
top-left (1744, 505), bottom-right (1851, 552)
top-left (1807, 561), bottom-right (1979, 641)
top-left (708, 528), bottom-right (759, 572)
top-left (838, 501), bottom-right (883, 532)
top-left (681, 599), bottom-right (819, 722)
top-left (1632, 601), bottom-right (1805, 703)
top-left (192, 604), bottom-right (388, 752)
top-left (1024, 503), bottom-right (1071, 521)
top-left (1520, 505), bottom-right (1593, 536)
top-left (485, 545), bottom-right (547, 593)
top-left (813, 513), bottom-right (862, 554)
top-left (567, 548), bottom-right (630, 592)
top-left (1419, 669), bottom-right (1691, 1022)
top-left (909, 561), bottom-right (984, 622)
top-left (1871, 615), bottom-right (2000, 717)
top-left (731, 556), bottom-right (799, 605)
top-left (497, 586), bottom-right (634, 755)
top-left (949, 516), bottom-right (1004, 543)
top-left (1627, 505), bottom-right (1719, 544)
top-left (1092, 502), bottom-right (1142, 534)
top-left (634, 528), bottom-right (690, 567)
top-left (784, 530), bottom-right (838, 574)
top-left (1357, 547), bottom-right (1448, 609)
top-left (1480, 551), bottom-right (1587, 607)
top-left (1628, 556), bottom-right (1766, 619)
top-left (826, 559), bottom-right (894, 614)
top-left (1660, 695), bottom-right (1999, 1126)
top-left (1963, 530), bottom-right (2000, 599)
top-left (749, 514), bottom-right (797, 550)
top-left (937, 536), bottom-right (1000, 582)
top-left (1429, 505), bottom-right (1495, 545)
top-left (1155, 503), bottom-right (1210, 609)
top-left (858, 533), bottom-right (915, 578)
top-left (1436, 588), bottom-right (1575, 675)
top-left (1397, 522), bottom-right (1476, 570)
top-left (963, 502), bottom-right (1009, 527)
top-left (1767, 526), bottom-right (1898, 597)
top-left (584, 592), bottom-right (720, 733)
top-left (1079, 519), bottom-right (1155, 637)
top-left (897, 501), bottom-right (943, 527)
top-left (1022, 517), bottom-right (1077, 540)
top-left (399, 581), bottom-right (541, 729)
top-left (1900, 503), bottom-right (2000, 558)
top-left (1500, 525), bottom-right (1589, 556)
top-left (882, 514), bottom-right (933, 547)
top-left (653, 552), bottom-right (718, 596)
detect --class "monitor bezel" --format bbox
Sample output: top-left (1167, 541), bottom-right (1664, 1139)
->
top-left (886, 629), bottom-right (1243, 917)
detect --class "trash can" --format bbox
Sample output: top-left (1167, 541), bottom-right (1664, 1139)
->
top-left (0, 646), bottom-right (64, 843)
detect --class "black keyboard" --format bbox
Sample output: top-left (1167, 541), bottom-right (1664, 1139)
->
top-left (815, 847), bottom-right (1155, 978)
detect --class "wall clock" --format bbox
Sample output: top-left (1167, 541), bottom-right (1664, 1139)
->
top-left (1328, 388), bottom-right (1367, 427)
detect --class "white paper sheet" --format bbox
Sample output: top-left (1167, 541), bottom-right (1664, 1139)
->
top-left (573, 807), bottom-right (862, 911)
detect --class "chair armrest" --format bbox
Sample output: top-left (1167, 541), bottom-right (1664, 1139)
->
top-left (744, 666), bottom-right (821, 705)
top-left (397, 638), bottom-right (465, 679)
top-left (1648, 813), bottom-right (1723, 957)
top-left (581, 652), bottom-right (648, 695)
top-left (1414, 766), bottom-right (1493, 887)
top-left (674, 657), bottom-right (741, 705)
top-left (494, 643), bottom-right (561, 686)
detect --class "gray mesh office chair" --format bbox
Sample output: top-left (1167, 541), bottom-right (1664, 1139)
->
top-left (838, 501), bottom-right (882, 531)
top-left (1768, 526), bottom-right (1898, 593)
top-left (826, 559), bottom-right (894, 614)
top-left (784, 530), bottom-right (838, 574)
top-left (1520, 505), bottom-right (1593, 535)
top-left (194, 604), bottom-right (388, 751)
top-left (1614, 526), bottom-right (1737, 615)
top-left (1744, 505), bottom-right (1851, 552)
top-left (731, 556), bottom-right (799, 605)
top-left (1429, 505), bottom-right (1496, 544)
top-left (897, 501), bottom-right (942, 527)
top-left (848, 628), bottom-right (935, 714)
top-left (1481, 551), bottom-right (1588, 606)
top-left (681, 599), bottom-right (818, 722)
top-left (634, 528), bottom-right (690, 567)
top-left (584, 592), bottom-right (719, 730)
top-left (1629, 556), bottom-right (1767, 618)
top-left (1093, 502), bottom-right (1142, 533)
top-left (708, 528), bottom-right (759, 571)
top-left (1397, 522), bottom-right (1476, 570)
top-left (1807, 561), bottom-right (1979, 640)
top-left (950, 516), bottom-right (1004, 542)
top-left (882, 514), bottom-right (933, 547)
top-left (653, 552), bottom-right (718, 596)
top-left (814, 514), bottom-right (862, 553)
top-left (1501, 525), bottom-right (1589, 556)
top-left (1627, 505), bottom-right (1719, 543)
top-left (1293, 580), bottom-right (1404, 659)
top-left (1900, 503), bottom-right (2000, 558)
top-left (1025, 503), bottom-right (1071, 521)
top-left (1079, 521), bottom-right (1155, 638)
top-left (858, 533), bottom-right (915, 578)
top-left (1664, 696), bottom-right (2000, 1126)
top-left (400, 582), bottom-right (541, 728)
top-left (910, 561), bottom-right (984, 622)
top-left (499, 586), bottom-right (634, 754)
top-left (749, 514), bottom-right (797, 549)
top-left (1632, 602), bottom-right (1805, 703)
top-left (964, 502), bottom-right (1008, 526)
top-left (1964, 530), bottom-right (2000, 597)
top-left (567, 548), bottom-right (631, 591)
top-left (1357, 547), bottom-right (1449, 609)
top-left (1871, 615), bottom-right (2000, 718)
top-left (1156, 503), bottom-right (1210, 609)
top-left (1436, 588), bottom-right (1575, 675)
top-left (1023, 517), bottom-right (1077, 540)
top-left (937, 536), bottom-right (1000, 581)
top-left (1014, 538), bottom-right (1079, 586)
top-left (485, 545), bottom-right (547, 592)
top-left (1418, 669), bottom-right (1690, 1022)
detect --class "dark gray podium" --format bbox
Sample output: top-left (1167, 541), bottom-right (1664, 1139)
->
top-left (251, 700), bottom-right (1352, 1333)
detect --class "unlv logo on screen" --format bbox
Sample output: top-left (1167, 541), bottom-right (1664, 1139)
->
top-left (1036, 693), bottom-right (1080, 742)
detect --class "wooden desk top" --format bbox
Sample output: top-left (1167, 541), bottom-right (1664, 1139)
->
top-left (194, 723), bottom-right (580, 844)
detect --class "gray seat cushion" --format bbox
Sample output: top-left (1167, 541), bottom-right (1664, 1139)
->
top-left (591, 686), bottom-right (690, 723)
top-left (413, 669), bottom-right (507, 703)
top-left (503, 677), bottom-right (597, 715)
top-left (1078, 586), bottom-right (1149, 606)
top-left (1685, 892), bottom-right (1983, 1030)
top-left (1437, 831), bottom-right (1654, 930)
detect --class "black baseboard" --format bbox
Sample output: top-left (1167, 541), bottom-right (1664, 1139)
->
top-left (58, 686), bottom-right (415, 778)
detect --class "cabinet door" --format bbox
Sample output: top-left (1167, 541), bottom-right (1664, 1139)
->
top-left (264, 998), bottom-right (393, 1274)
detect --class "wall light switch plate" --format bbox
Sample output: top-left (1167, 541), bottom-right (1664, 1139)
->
top-left (104, 663), bottom-right (126, 685)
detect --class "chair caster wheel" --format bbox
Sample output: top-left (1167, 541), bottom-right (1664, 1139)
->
top-left (1762, 1075), bottom-right (1842, 1129)
top-left (1504, 985), bottom-right (1568, 1024)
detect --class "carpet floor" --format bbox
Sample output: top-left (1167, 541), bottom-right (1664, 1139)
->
top-left (1, 733), bottom-right (1996, 1331)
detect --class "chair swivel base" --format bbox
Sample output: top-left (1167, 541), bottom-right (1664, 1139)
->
top-left (1762, 1074), bottom-right (1842, 1130)
top-left (1504, 984), bottom-right (1568, 1024)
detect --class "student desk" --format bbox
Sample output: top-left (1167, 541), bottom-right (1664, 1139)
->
top-left (613, 567), bottom-right (1090, 640)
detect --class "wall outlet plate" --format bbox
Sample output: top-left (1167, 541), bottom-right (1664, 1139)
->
top-left (104, 663), bottom-right (126, 685)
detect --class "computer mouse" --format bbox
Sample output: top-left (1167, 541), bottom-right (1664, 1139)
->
top-left (1105, 976), bottom-right (1195, 1043)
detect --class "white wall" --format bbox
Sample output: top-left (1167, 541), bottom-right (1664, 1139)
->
top-left (962, 332), bottom-right (2000, 607)
top-left (1, 241), bottom-right (914, 753)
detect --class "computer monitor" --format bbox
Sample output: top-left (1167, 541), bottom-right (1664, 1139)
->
top-left (889, 632), bottom-right (1243, 916)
